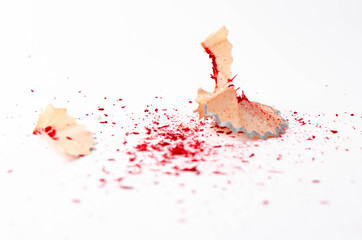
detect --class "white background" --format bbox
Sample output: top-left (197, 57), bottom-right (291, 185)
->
top-left (0, 0), bottom-right (362, 240)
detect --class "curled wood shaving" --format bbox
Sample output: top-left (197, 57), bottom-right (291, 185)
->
top-left (196, 26), bottom-right (288, 139)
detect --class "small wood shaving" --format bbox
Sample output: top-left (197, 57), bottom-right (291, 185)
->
top-left (33, 104), bottom-right (95, 157)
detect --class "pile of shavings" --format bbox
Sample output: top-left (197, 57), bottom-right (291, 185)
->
top-left (196, 26), bottom-right (288, 140)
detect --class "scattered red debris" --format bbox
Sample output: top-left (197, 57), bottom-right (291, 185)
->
top-left (71, 97), bottom-right (356, 195)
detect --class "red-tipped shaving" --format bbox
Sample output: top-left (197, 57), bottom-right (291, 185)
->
top-left (33, 104), bottom-right (95, 157)
top-left (196, 26), bottom-right (287, 139)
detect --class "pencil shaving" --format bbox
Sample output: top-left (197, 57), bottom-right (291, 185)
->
top-left (33, 104), bottom-right (94, 157)
top-left (196, 26), bottom-right (288, 139)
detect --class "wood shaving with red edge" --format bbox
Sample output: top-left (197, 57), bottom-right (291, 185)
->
top-left (33, 104), bottom-right (95, 157)
top-left (196, 26), bottom-right (288, 139)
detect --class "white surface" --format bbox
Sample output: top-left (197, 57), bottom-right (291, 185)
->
top-left (1, 0), bottom-right (362, 239)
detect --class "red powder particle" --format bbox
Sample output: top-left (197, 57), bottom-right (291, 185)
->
top-left (66, 136), bottom-right (72, 140)
top-left (72, 199), bottom-right (81, 204)
top-left (330, 130), bottom-right (338, 134)
top-left (174, 166), bottom-right (200, 174)
top-left (135, 143), bottom-right (148, 152)
top-left (102, 166), bottom-right (110, 174)
top-left (100, 121), bottom-right (108, 124)
top-left (295, 117), bottom-right (307, 126)
top-left (249, 153), bottom-right (255, 158)
top-left (31, 89), bottom-right (34, 92)
top-left (98, 108), bottom-right (105, 111)
top-left (169, 143), bottom-right (190, 156)
top-left (306, 135), bottom-right (315, 140)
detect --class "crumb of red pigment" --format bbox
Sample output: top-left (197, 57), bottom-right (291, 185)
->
top-left (72, 199), bottom-right (81, 204)
top-left (99, 178), bottom-right (107, 187)
top-left (31, 89), bottom-right (34, 92)
top-left (306, 135), bottom-right (315, 140)
top-left (330, 130), bottom-right (338, 134)
top-left (115, 178), bottom-right (134, 190)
